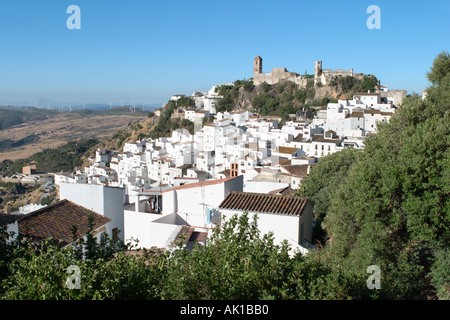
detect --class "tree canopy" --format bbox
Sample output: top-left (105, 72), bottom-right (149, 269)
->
top-left (300, 51), bottom-right (450, 299)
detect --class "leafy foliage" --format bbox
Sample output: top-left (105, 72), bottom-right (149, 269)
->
top-left (429, 248), bottom-right (450, 299)
top-left (0, 138), bottom-right (99, 175)
top-left (0, 212), bottom-right (373, 300)
top-left (250, 81), bottom-right (315, 119)
top-left (296, 148), bottom-right (360, 244)
top-left (301, 51), bottom-right (449, 299)
top-left (148, 99), bottom-right (193, 139)
top-left (215, 80), bottom-right (255, 113)
top-left (335, 75), bottom-right (378, 95)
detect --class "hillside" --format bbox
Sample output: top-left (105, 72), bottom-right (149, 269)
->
top-left (214, 74), bottom-right (380, 119)
top-left (0, 106), bottom-right (59, 131)
top-left (0, 107), bottom-right (149, 161)
top-left (126, 74), bottom-right (381, 144)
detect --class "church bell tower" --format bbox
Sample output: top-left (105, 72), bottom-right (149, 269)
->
top-left (254, 56), bottom-right (262, 75)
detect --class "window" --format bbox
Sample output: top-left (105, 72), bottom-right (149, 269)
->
top-left (112, 228), bottom-right (119, 241)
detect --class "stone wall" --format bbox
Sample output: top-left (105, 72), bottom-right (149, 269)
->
top-left (379, 89), bottom-right (407, 107)
top-left (254, 57), bottom-right (353, 88)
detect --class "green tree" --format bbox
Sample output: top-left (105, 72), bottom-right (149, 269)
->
top-left (321, 51), bottom-right (450, 299)
top-left (360, 75), bottom-right (378, 93)
top-left (1, 211), bottom-right (374, 300)
top-left (429, 248), bottom-right (450, 299)
top-left (296, 148), bottom-right (360, 244)
top-left (427, 51), bottom-right (450, 86)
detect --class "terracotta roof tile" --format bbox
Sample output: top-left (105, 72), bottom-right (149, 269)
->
top-left (311, 134), bottom-right (340, 143)
top-left (282, 164), bottom-right (310, 177)
top-left (219, 191), bottom-right (310, 216)
top-left (278, 147), bottom-right (300, 155)
top-left (18, 199), bottom-right (110, 247)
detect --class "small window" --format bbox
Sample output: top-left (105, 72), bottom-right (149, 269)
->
top-left (112, 228), bottom-right (120, 241)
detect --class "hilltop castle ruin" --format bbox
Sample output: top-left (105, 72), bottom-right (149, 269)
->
top-left (253, 56), bottom-right (355, 87)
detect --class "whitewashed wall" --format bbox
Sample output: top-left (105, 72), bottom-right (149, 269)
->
top-left (59, 183), bottom-right (125, 240)
top-left (220, 203), bottom-right (313, 248)
top-left (124, 206), bottom-right (162, 248)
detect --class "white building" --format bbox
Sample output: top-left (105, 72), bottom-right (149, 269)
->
top-left (124, 176), bottom-right (244, 250)
top-left (218, 191), bottom-right (314, 254)
top-left (59, 183), bottom-right (126, 241)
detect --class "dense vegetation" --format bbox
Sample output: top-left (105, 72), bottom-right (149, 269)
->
top-left (252, 81), bottom-right (318, 119)
top-left (329, 74), bottom-right (379, 96)
top-left (149, 97), bottom-right (195, 139)
top-left (298, 148), bottom-right (361, 245)
top-left (215, 79), bottom-right (255, 113)
top-left (0, 107), bottom-right (56, 131)
top-left (0, 138), bottom-right (99, 176)
top-left (296, 51), bottom-right (450, 299)
top-left (0, 135), bottom-right (41, 152)
top-left (0, 212), bottom-right (375, 300)
top-left (215, 78), bottom-right (349, 121)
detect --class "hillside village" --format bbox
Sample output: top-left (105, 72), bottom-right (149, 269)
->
top-left (2, 57), bottom-right (409, 256)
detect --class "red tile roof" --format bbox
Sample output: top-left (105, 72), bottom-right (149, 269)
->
top-left (278, 146), bottom-right (300, 155)
top-left (219, 191), bottom-right (310, 216)
top-left (281, 164), bottom-right (311, 177)
top-left (18, 199), bottom-right (110, 247)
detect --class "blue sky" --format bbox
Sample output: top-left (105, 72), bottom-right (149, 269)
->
top-left (0, 0), bottom-right (448, 106)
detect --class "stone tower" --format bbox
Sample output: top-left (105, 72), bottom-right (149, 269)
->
top-left (314, 60), bottom-right (322, 78)
top-left (254, 56), bottom-right (262, 75)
